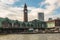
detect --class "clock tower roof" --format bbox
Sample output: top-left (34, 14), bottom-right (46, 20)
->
top-left (24, 3), bottom-right (27, 8)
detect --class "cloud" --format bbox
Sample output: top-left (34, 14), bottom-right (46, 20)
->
top-left (6, 7), bottom-right (24, 21)
top-left (45, 14), bottom-right (60, 21)
top-left (0, 0), bottom-right (19, 4)
top-left (0, 0), bottom-right (60, 21)
top-left (39, 0), bottom-right (60, 21)
top-left (0, 1), bottom-right (23, 21)
top-left (0, 0), bottom-right (24, 21)
top-left (28, 7), bottom-right (44, 21)
top-left (45, 0), bottom-right (57, 5)
top-left (28, 0), bottom-right (60, 21)
top-left (6, 7), bottom-right (44, 21)
top-left (40, 0), bottom-right (60, 14)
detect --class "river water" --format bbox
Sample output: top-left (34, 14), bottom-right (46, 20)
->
top-left (0, 34), bottom-right (60, 40)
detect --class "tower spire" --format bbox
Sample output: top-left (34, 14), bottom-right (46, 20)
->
top-left (24, 3), bottom-right (27, 8)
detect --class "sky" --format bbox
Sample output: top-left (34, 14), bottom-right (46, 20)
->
top-left (0, 0), bottom-right (60, 21)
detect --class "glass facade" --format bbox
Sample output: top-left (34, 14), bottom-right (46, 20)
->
top-left (0, 18), bottom-right (47, 28)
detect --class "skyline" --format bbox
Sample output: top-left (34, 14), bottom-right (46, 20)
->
top-left (0, 0), bottom-right (60, 21)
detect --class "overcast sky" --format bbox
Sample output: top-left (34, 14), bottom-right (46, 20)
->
top-left (0, 0), bottom-right (60, 21)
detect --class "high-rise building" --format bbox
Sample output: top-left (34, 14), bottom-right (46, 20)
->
top-left (48, 18), bottom-right (52, 21)
top-left (24, 3), bottom-right (28, 22)
top-left (38, 12), bottom-right (44, 21)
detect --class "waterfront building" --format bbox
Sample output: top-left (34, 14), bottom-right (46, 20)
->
top-left (1, 18), bottom-right (12, 28)
top-left (47, 18), bottom-right (60, 28)
top-left (30, 19), bottom-right (47, 28)
top-left (46, 18), bottom-right (60, 32)
top-left (1, 3), bottom-right (59, 33)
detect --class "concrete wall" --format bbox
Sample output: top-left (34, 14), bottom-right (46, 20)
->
top-left (0, 34), bottom-right (60, 40)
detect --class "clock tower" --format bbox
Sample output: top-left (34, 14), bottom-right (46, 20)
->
top-left (24, 3), bottom-right (28, 22)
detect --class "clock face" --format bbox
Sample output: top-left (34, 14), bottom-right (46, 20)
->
top-left (25, 10), bottom-right (27, 12)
